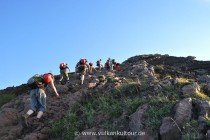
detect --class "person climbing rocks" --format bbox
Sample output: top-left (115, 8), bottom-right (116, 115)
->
top-left (75, 58), bottom-right (89, 85)
top-left (89, 62), bottom-right (97, 75)
top-left (96, 59), bottom-right (103, 70)
top-left (59, 63), bottom-right (70, 84)
top-left (110, 59), bottom-right (115, 71)
top-left (105, 58), bottom-right (111, 71)
top-left (21, 73), bottom-right (60, 128)
top-left (112, 59), bottom-right (117, 70)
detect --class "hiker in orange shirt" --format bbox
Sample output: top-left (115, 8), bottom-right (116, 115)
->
top-left (21, 73), bottom-right (59, 128)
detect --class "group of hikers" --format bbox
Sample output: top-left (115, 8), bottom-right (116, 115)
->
top-left (21, 58), bottom-right (121, 128)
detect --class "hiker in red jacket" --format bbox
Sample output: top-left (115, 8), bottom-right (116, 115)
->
top-left (59, 63), bottom-right (70, 84)
top-left (21, 73), bottom-right (59, 128)
top-left (75, 58), bottom-right (89, 85)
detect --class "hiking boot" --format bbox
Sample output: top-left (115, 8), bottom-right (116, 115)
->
top-left (21, 115), bottom-right (29, 128)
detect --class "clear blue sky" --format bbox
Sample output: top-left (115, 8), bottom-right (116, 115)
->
top-left (0, 0), bottom-right (210, 89)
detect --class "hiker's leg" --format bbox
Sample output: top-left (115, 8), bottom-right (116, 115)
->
top-left (64, 69), bottom-right (69, 81)
top-left (37, 89), bottom-right (46, 119)
top-left (81, 75), bottom-right (85, 85)
top-left (29, 89), bottom-right (38, 113)
top-left (59, 70), bottom-right (64, 82)
top-left (21, 89), bottom-right (37, 127)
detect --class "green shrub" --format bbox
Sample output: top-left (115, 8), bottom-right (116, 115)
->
top-left (144, 102), bottom-right (175, 133)
top-left (115, 83), bottom-right (142, 97)
top-left (0, 93), bottom-right (15, 107)
top-left (107, 77), bottom-right (118, 83)
top-left (124, 97), bottom-right (147, 115)
top-left (182, 120), bottom-right (202, 140)
top-left (50, 112), bottom-right (83, 139)
top-left (144, 90), bottom-right (178, 134)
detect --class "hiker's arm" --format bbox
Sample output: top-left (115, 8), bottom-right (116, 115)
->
top-left (66, 66), bottom-right (70, 71)
top-left (50, 81), bottom-right (59, 97)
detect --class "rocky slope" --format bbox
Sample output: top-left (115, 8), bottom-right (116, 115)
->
top-left (1, 54), bottom-right (210, 140)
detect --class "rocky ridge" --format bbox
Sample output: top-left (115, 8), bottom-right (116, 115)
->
top-left (1, 54), bottom-right (210, 140)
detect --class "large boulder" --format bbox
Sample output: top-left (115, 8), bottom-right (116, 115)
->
top-left (182, 82), bottom-right (200, 95)
top-left (193, 99), bottom-right (210, 118)
top-left (197, 75), bottom-right (210, 83)
top-left (174, 98), bottom-right (192, 127)
top-left (159, 117), bottom-right (181, 140)
top-left (129, 104), bottom-right (154, 140)
top-left (129, 104), bottom-right (148, 132)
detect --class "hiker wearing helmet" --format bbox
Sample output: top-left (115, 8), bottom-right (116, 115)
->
top-left (75, 58), bottom-right (89, 85)
top-left (59, 63), bottom-right (70, 84)
top-left (21, 73), bottom-right (59, 128)
top-left (96, 59), bottom-right (103, 71)
top-left (89, 62), bottom-right (97, 75)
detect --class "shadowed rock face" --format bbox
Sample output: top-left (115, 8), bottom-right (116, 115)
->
top-left (0, 54), bottom-right (210, 140)
top-left (122, 54), bottom-right (210, 78)
top-left (182, 82), bottom-right (200, 95)
top-left (123, 54), bottom-right (210, 70)
top-left (129, 104), bottom-right (148, 132)
top-left (160, 117), bottom-right (181, 140)
top-left (174, 98), bottom-right (192, 127)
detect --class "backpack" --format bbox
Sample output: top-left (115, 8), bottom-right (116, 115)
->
top-left (27, 74), bottom-right (43, 89)
top-left (80, 59), bottom-right (86, 65)
top-left (105, 62), bottom-right (110, 69)
top-left (96, 61), bottom-right (100, 67)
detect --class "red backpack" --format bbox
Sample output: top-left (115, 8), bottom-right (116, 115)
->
top-left (80, 59), bottom-right (87, 65)
top-left (60, 63), bottom-right (66, 69)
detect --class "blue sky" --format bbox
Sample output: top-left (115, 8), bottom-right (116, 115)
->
top-left (0, 0), bottom-right (210, 89)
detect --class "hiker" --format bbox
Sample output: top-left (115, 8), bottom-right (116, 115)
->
top-left (75, 58), bottom-right (89, 85)
top-left (112, 59), bottom-right (116, 70)
top-left (96, 59), bottom-right (103, 70)
top-left (110, 59), bottom-right (116, 71)
top-left (21, 73), bottom-right (59, 127)
top-left (59, 63), bottom-right (70, 84)
top-left (89, 62), bottom-right (97, 75)
top-left (105, 58), bottom-right (111, 71)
